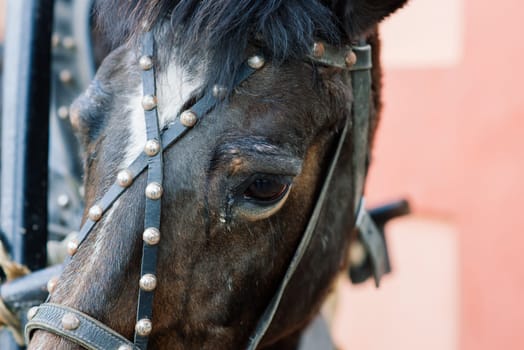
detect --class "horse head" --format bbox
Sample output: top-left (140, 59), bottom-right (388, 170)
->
top-left (28, 0), bottom-right (407, 348)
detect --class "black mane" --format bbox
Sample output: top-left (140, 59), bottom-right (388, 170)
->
top-left (95, 0), bottom-right (342, 89)
top-left (94, 0), bottom-right (407, 88)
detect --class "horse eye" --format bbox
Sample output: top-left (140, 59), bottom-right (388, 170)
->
top-left (244, 178), bottom-right (289, 202)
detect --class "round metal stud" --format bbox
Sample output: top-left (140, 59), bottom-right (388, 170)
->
top-left (47, 276), bottom-right (59, 293)
top-left (349, 240), bottom-right (367, 266)
top-left (51, 33), bottom-right (61, 48)
top-left (144, 139), bottom-right (161, 157)
top-left (345, 51), bottom-right (357, 68)
top-left (57, 106), bottom-right (69, 119)
top-left (69, 106), bottom-right (81, 131)
top-left (118, 345), bottom-right (133, 350)
top-left (135, 318), bottom-right (153, 337)
top-left (143, 228), bottom-right (161, 246)
top-left (139, 274), bottom-right (158, 292)
top-left (88, 204), bottom-right (103, 221)
top-left (62, 313), bottom-right (80, 330)
top-left (145, 182), bottom-right (163, 200)
top-left (212, 84), bottom-right (228, 100)
top-left (27, 306), bottom-right (39, 321)
top-left (142, 95), bottom-right (157, 111)
top-left (312, 42), bottom-right (325, 58)
top-left (57, 194), bottom-right (70, 208)
top-left (180, 110), bottom-right (197, 127)
top-left (139, 55), bottom-right (153, 70)
top-left (67, 239), bottom-right (79, 256)
top-left (247, 55), bottom-right (265, 69)
top-left (59, 69), bottom-right (73, 84)
top-left (62, 36), bottom-right (76, 50)
top-left (117, 169), bottom-right (134, 188)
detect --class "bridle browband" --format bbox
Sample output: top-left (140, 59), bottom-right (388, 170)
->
top-left (25, 32), bottom-right (386, 349)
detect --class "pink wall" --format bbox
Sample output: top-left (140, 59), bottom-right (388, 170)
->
top-left (363, 0), bottom-right (524, 349)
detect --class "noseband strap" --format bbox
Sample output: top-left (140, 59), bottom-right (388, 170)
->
top-left (26, 303), bottom-right (139, 350)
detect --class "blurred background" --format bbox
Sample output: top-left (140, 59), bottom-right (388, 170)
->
top-left (332, 1), bottom-right (524, 350)
top-left (0, 0), bottom-right (523, 349)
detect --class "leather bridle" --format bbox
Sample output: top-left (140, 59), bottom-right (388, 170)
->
top-left (25, 31), bottom-right (386, 350)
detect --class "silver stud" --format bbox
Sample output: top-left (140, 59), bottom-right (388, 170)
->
top-left (67, 239), bottom-right (79, 256)
top-left (312, 42), bottom-right (325, 58)
top-left (57, 194), bottom-right (70, 208)
top-left (142, 95), bottom-right (157, 111)
top-left (212, 84), bottom-right (228, 100)
top-left (69, 106), bottom-right (81, 131)
top-left (117, 169), bottom-right (133, 188)
top-left (63, 36), bottom-right (76, 50)
top-left (248, 55), bottom-right (265, 69)
top-left (59, 70), bottom-right (73, 84)
top-left (118, 345), bottom-right (133, 350)
top-left (180, 110), bottom-right (197, 127)
top-left (143, 228), bottom-right (161, 246)
top-left (47, 276), bottom-right (59, 293)
top-left (62, 313), bottom-right (80, 330)
top-left (144, 139), bottom-right (161, 157)
top-left (345, 51), bottom-right (357, 67)
top-left (51, 33), bottom-right (61, 48)
top-left (57, 106), bottom-right (69, 119)
top-left (27, 306), bottom-right (39, 321)
top-left (139, 55), bottom-right (153, 70)
top-left (139, 274), bottom-right (158, 292)
top-left (135, 318), bottom-right (153, 337)
top-left (145, 182), bottom-right (163, 200)
top-left (88, 204), bottom-right (103, 221)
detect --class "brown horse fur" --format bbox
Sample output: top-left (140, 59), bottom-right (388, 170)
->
top-left (29, 1), bottom-right (407, 349)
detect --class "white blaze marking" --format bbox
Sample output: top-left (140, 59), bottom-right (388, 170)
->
top-left (90, 57), bottom-right (203, 266)
top-left (121, 59), bottom-right (203, 168)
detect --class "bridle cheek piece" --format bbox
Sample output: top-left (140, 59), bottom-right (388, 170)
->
top-left (25, 31), bottom-right (381, 350)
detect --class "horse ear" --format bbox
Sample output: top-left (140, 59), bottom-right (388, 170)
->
top-left (328, 0), bottom-right (409, 38)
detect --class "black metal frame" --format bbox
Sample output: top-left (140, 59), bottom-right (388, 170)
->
top-left (0, 1), bottom-right (55, 348)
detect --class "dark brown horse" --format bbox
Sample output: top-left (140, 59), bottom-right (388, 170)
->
top-left (28, 0), bottom-right (407, 348)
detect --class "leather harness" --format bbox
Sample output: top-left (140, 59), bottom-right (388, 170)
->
top-left (25, 31), bottom-right (388, 349)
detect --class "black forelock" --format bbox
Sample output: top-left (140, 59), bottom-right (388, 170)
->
top-left (94, 0), bottom-right (341, 89)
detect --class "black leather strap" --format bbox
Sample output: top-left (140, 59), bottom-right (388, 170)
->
top-left (134, 30), bottom-right (163, 349)
top-left (26, 303), bottom-right (138, 350)
top-left (246, 112), bottom-right (352, 350)
top-left (349, 43), bottom-right (391, 287)
top-left (247, 43), bottom-right (381, 349)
